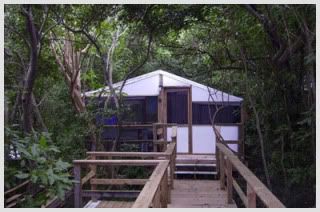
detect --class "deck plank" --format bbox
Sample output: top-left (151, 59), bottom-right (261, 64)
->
top-left (97, 201), bottom-right (134, 208)
top-left (168, 180), bottom-right (237, 208)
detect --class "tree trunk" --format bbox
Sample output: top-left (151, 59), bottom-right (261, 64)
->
top-left (248, 93), bottom-right (272, 190)
top-left (21, 5), bottom-right (40, 133)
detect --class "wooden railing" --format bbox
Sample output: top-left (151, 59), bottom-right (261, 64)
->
top-left (86, 141), bottom-right (177, 189)
top-left (216, 142), bottom-right (285, 208)
top-left (4, 180), bottom-right (31, 207)
top-left (73, 127), bottom-right (177, 208)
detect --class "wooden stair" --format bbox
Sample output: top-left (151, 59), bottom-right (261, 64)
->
top-left (175, 154), bottom-right (217, 179)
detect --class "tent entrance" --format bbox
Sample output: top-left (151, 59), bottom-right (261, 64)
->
top-left (158, 87), bottom-right (192, 153)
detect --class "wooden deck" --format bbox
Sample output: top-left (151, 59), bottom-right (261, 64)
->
top-left (168, 180), bottom-right (236, 208)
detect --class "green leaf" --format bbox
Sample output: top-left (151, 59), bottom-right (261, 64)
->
top-left (39, 136), bottom-right (47, 148)
top-left (15, 173), bottom-right (29, 179)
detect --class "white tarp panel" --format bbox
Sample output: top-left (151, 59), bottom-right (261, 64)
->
top-left (192, 126), bottom-right (216, 154)
top-left (163, 75), bottom-right (188, 87)
top-left (220, 126), bottom-right (239, 152)
top-left (121, 75), bottom-right (159, 96)
top-left (167, 127), bottom-right (189, 153)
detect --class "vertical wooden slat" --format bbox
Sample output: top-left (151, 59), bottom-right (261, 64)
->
top-left (74, 164), bottom-right (82, 208)
top-left (219, 153), bottom-right (225, 190)
top-left (247, 183), bottom-right (256, 207)
top-left (226, 158), bottom-right (233, 204)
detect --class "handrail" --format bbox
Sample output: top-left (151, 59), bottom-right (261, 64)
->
top-left (86, 142), bottom-right (176, 158)
top-left (132, 160), bottom-right (169, 208)
top-left (216, 142), bottom-right (285, 208)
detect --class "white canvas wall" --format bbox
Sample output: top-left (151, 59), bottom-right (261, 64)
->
top-left (167, 127), bottom-right (189, 153)
top-left (192, 126), bottom-right (216, 154)
top-left (167, 125), bottom-right (239, 154)
top-left (219, 126), bottom-right (239, 152)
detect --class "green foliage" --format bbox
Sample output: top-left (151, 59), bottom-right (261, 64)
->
top-left (4, 4), bottom-right (315, 207)
top-left (5, 128), bottom-right (74, 207)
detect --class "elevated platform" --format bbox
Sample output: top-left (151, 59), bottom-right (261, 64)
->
top-left (168, 180), bottom-right (237, 208)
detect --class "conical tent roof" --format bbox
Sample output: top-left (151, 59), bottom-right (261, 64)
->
top-left (84, 70), bottom-right (242, 104)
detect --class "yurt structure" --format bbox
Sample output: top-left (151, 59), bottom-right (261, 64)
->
top-left (84, 70), bottom-right (243, 155)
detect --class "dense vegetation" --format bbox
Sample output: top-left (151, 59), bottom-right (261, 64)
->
top-left (4, 4), bottom-right (315, 207)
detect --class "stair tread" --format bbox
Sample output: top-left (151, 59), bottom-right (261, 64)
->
top-left (176, 163), bottom-right (216, 167)
top-left (175, 171), bottom-right (217, 175)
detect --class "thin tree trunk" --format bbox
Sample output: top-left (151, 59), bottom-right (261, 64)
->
top-left (21, 5), bottom-right (40, 133)
top-left (31, 93), bottom-right (48, 132)
top-left (247, 91), bottom-right (272, 190)
top-left (240, 47), bottom-right (272, 189)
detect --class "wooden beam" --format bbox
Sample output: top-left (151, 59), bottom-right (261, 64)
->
top-left (4, 180), bottom-right (30, 196)
top-left (86, 151), bottom-right (171, 158)
top-left (233, 179), bottom-right (248, 207)
top-left (103, 124), bottom-right (153, 128)
top-left (81, 170), bottom-right (96, 185)
top-left (74, 164), bottom-right (81, 208)
top-left (90, 178), bottom-right (148, 185)
top-left (226, 159), bottom-right (233, 204)
top-left (82, 190), bottom-right (140, 199)
top-left (73, 159), bottom-right (163, 166)
top-left (132, 160), bottom-right (169, 208)
top-left (219, 153), bottom-right (225, 190)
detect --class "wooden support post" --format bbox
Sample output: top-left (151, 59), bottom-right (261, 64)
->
top-left (169, 155), bottom-right (174, 189)
top-left (152, 187), bottom-right (161, 208)
top-left (160, 171), bottom-right (168, 207)
top-left (219, 153), bottom-right (225, 190)
top-left (216, 135), bottom-right (220, 177)
top-left (90, 155), bottom-right (97, 202)
top-left (226, 158), bottom-right (233, 204)
top-left (171, 126), bottom-right (177, 186)
top-left (74, 164), bottom-right (82, 208)
top-left (239, 103), bottom-right (245, 161)
top-left (153, 124), bottom-right (157, 152)
top-left (247, 183), bottom-right (256, 208)
top-left (164, 169), bottom-right (170, 204)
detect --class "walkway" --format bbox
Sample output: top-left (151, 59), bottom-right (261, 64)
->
top-left (168, 180), bottom-right (236, 208)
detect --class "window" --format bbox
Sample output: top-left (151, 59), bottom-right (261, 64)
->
top-left (192, 103), bottom-right (240, 124)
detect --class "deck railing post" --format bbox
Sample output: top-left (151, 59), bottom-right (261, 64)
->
top-left (247, 184), bottom-right (256, 207)
top-left (226, 158), bottom-right (233, 204)
top-left (153, 123), bottom-right (157, 152)
top-left (171, 126), bottom-right (177, 187)
top-left (164, 169), bottom-right (170, 204)
top-left (90, 156), bottom-right (97, 202)
top-left (160, 170), bottom-right (168, 207)
top-left (219, 152), bottom-right (225, 190)
top-left (216, 135), bottom-right (220, 177)
top-left (153, 187), bottom-right (161, 208)
top-left (74, 164), bottom-right (82, 208)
